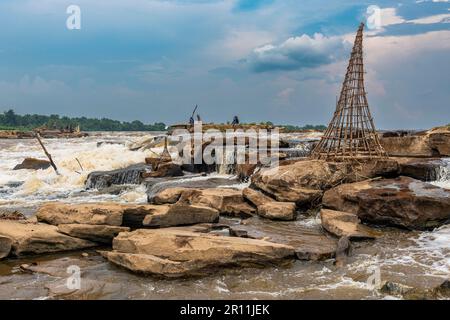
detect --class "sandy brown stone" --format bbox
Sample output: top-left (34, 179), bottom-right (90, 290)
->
top-left (36, 203), bottom-right (124, 226)
top-left (142, 204), bottom-right (219, 227)
top-left (0, 220), bottom-right (96, 256)
top-left (320, 209), bottom-right (381, 239)
top-left (257, 202), bottom-right (296, 221)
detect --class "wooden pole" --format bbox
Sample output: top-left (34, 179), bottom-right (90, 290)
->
top-left (35, 132), bottom-right (59, 175)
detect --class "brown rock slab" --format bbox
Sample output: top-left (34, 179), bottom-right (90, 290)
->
top-left (323, 176), bottom-right (450, 229)
top-left (257, 202), bottom-right (296, 221)
top-left (142, 204), bottom-right (219, 227)
top-left (57, 224), bottom-right (130, 244)
top-left (226, 217), bottom-right (337, 261)
top-left (0, 220), bottom-right (96, 256)
top-left (243, 187), bottom-right (273, 207)
top-left (105, 228), bottom-right (295, 276)
top-left (320, 209), bottom-right (381, 239)
top-left (36, 203), bottom-right (124, 226)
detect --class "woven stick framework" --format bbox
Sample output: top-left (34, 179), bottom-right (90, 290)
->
top-left (310, 23), bottom-right (387, 161)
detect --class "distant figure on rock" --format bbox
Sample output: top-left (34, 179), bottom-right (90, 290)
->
top-left (196, 114), bottom-right (201, 122)
top-left (232, 115), bottom-right (239, 125)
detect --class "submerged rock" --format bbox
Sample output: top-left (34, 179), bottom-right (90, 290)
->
top-left (36, 203), bottom-right (124, 226)
top-left (85, 164), bottom-right (151, 189)
top-left (322, 176), bottom-right (450, 229)
top-left (0, 235), bottom-right (12, 259)
top-left (102, 228), bottom-right (295, 277)
top-left (57, 224), bottom-right (130, 244)
top-left (0, 220), bottom-right (95, 256)
top-left (320, 209), bottom-right (381, 239)
top-left (13, 158), bottom-right (51, 170)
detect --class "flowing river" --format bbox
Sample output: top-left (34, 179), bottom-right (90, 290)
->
top-left (0, 132), bottom-right (449, 299)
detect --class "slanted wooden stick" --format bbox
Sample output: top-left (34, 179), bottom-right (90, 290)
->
top-left (35, 132), bottom-right (59, 175)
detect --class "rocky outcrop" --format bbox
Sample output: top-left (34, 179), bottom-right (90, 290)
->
top-left (380, 127), bottom-right (450, 157)
top-left (0, 235), bottom-right (12, 259)
top-left (320, 209), bottom-right (381, 239)
top-left (57, 224), bottom-right (130, 244)
top-left (322, 176), bottom-right (450, 229)
top-left (142, 204), bottom-right (219, 227)
top-left (102, 228), bottom-right (295, 277)
top-left (243, 187), bottom-right (273, 207)
top-left (0, 220), bottom-right (95, 256)
top-left (85, 164), bottom-right (151, 189)
top-left (251, 159), bottom-right (398, 208)
top-left (13, 158), bottom-right (51, 170)
top-left (36, 203), bottom-right (124, 226)
top-left (150, 187), bottom-right (256, 218)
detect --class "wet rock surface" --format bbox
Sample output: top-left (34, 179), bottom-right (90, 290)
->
top-left (142, 204), bottom-right (219, 227)
top-left (397, 158), bottom-right (447, 181)
top-left (0, 236), bottom-right (12, 259)
top-left (323, 176), bottom-right (450, 229)
top-left (320, 209), bottom-right (381, 239)
top-left (225, 217), bottom-right (337, 261)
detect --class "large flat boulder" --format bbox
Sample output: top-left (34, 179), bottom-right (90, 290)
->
top-left (36, 203), bottom-right (124, 226)
top-left (102, 228), bottom-right (295, 277)
top-left (151, 187), bottom-right (256, 218)
top-left (320, 209), bottom-right (381, 239)
top-left (322, 176), bottom-right (450, 229)
top-left (242, 187), bottom-right (273, 207)
top-left (0, 220), bottom-right (96, 256)
top-left (251, 159), bottom-right (398, 208)
top-left (57, 224), bottom-right (130, 244)
top-left (0, 236), bottom-right (12, 259)
top-left (142, 204), bottom-right (219, 227)
top-left (227, 217), bottom-right (338, 261)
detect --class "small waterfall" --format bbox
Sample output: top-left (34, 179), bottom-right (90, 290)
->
top-left (85, 164), bottom-right (151, 190)
top-left (431, 158), bottom-right (450, 189)
top-left (435, 158), bottom-right (450, 182)
top-left (216, 148), bottom-right (237, 175)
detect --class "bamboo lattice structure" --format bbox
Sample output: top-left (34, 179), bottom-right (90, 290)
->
top-left (310, 23), bottom-right (387, 161)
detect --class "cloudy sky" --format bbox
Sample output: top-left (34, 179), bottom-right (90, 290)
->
top-left (0, 0), bottom-right (449, 129)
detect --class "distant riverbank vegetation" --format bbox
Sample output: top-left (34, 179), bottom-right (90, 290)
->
top-left (0, 109), bottom-right (326, 132)
top-left (0, 109), bottom-right (166, 131)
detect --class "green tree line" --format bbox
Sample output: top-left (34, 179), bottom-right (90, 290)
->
top-left (0, 109), bottom-right (166, 131)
